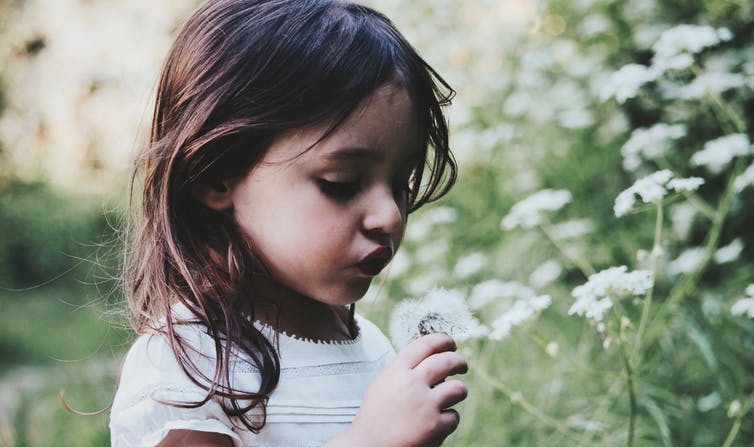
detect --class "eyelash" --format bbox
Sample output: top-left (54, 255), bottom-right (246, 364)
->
top-left (317, 175), bottom-right (412, 202)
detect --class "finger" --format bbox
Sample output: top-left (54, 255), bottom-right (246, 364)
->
top-left (395, 333), bottom-right (456, 369)
top-left (436, 408), bottom-right (461, 441)
top-left (432, 379), bottom-right (468, 409)
top-left (414, 351), bottom-right (468, 386)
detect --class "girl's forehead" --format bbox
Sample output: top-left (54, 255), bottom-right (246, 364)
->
top-left (263, 86), bottom-right (420, 165)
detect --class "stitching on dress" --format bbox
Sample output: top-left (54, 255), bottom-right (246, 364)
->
top-left (233, 350), bottom-right (391, 377)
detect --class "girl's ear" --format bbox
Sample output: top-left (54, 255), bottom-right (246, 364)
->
top-left (192, 180), bottom-right (234, 211)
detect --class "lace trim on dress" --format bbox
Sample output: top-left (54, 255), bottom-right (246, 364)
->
top-left (250, 316), bottom-right (363, 346)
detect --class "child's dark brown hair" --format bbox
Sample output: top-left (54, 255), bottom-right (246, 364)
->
top-left (125, 0), bottom-right (457, 432)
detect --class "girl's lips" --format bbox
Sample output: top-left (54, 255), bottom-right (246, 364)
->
top-left (357, 246), bottom-right (392, 276)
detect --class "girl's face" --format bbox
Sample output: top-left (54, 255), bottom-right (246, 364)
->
top-left (228, 84), bottom-right (419, 306)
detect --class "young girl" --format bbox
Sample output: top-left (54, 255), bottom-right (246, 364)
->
top-left (110, 1), bottom-right (468, 446)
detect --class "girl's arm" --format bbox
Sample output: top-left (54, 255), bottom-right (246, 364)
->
top-left (156, 429), bottom-right (235, 447)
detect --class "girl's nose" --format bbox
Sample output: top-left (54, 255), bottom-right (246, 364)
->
top-left (362, 185), bottom-right (405, 237)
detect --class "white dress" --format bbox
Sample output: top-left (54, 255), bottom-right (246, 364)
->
top-left (109, 306), bottom-right (396, 447)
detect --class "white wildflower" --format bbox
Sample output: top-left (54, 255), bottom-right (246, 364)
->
top-left (620, 123), bottom-right (686, 171)
top-left (600, 63), bottom-right (655, 103)
top-left (405, 206), bottom-right (458, 241)
top-left (614, 170), bottom-right (673, 217)
top-left (714, 239), bottom-right (743, 264)
top-left (569, 266), bottom-right (653, 322)
top-left (501, 189), bottom-right (572, 230)
top-left (468, 279), bottom-right (536, 310)
top-left (651, 53), bottom-right (694, 75)
top-left (388, 251), bottom-right (411, 277)
top-left (691, 134), bottom-right (753, 174)
top-left (551, 218), bottom-right (595, 240)
top-left (489, 294), bottom-right (552, 340)
top-left (667, 247), bottom-right (706, 276)
top-left (529, 259), bottom-right (563, 288)
top-left (698, 392), bottom-right (722, 412)
top-left (389, 288), bottom-right (485, 349)
top-left (545, 341), bottom-right (560, 357)
top-left (670, 202), bottom-right (697, 239)
top-left (667, 177), bottom-right (705, 192)
top-left (734, 161), bottom-right (754, 192)
top-left (572, 266), bottom-right (654, 299)
top-left (677, 72), bottom-right (746, 100)
top-left (453, 252), bottom-right (486, 278)
top-left (614, 189), bottom-right (637, 217)
top-left (652, 25), bottom-right (733, 73)
top-left (728, 400), bottom-right (742, 418)
top-left (569, 295), bottom-right (613, 322)
top-left (732, 298), bottom-right (754, 318)
top-left (731, 284), bottom-right (754, 319)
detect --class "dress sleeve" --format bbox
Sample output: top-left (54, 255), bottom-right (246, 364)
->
top-left (109, 327), bottom-right (243, 447)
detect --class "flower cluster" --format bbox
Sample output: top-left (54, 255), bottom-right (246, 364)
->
top-left (620, 123), bottom-right (687, 171)
top-left (489, 294), bottom-right (552, 340)
top-left (734, 161), bottom-right (754, 193)
top-left (501, 189), bottom-right (572, 230)
top-left (614, 170), bottom-right (704, 217)
top-left (601, 24), bottom-right (734, 103)
top-left (651, 25), bottom-right (732, 75)
top-left (690, 134), bottom-right (753, 174)
top-left (389, 288), bottom-right (487, 349)
top-left (569, 266), bottom-right (653, 322)
top-left (731, 284), bottom-right (754, 319)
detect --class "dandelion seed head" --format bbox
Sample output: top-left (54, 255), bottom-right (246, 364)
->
top-left (501, 189), bottom-right (572, 230)
top-left (389, 288), bottom-right (484, 349)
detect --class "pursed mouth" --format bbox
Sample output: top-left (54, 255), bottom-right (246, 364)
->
top-left (356, 246), bottom-right (393, 276)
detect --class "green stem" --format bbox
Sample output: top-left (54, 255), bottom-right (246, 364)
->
top-left (539, 219), bottom-right (596, 277)
top-left (618, 340), bottom-right (637, 447)
top-left (475, 366), bottom-right (574, 436)
top-left (645, 159), bottom-right (743, 343)
top-left (631, 201), bottom-right (662, 362)
top-left (721, 392), bottom-right (754, 447)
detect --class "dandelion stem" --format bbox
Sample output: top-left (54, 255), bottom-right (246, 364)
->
top-left (539, 219), bottom-right (596, 277)
top-left (631, 201), bottom-right (662, 362)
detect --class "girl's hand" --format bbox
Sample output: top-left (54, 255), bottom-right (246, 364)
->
top-left (336, 333), bottom-right (469, 447)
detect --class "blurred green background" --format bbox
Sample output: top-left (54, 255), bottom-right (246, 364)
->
top-left (1, 0), bottom-right (753, 446)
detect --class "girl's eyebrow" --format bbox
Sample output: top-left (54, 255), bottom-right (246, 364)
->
top-left (322, 146), bottom-right (381, 161)
top-left (322, 146), bottom-right (422, 166)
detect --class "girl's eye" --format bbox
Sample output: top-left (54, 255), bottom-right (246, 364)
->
top-left (318, 179), bottom-right (361, 201)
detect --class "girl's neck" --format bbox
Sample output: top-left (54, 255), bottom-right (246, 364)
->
top-left (249, 276), bottom-right (357, 342)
